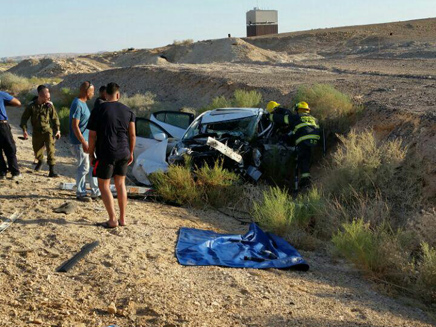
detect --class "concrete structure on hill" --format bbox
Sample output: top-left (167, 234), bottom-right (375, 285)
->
top-left (246, 8), bottom-right (278, 37)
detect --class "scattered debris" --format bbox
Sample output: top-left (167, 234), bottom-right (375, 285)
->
top-left (0, 211), bottom-right (23, 234)
top-left (57, 241), bottom-right (100, 273)
top-left (59, 182), bottom-right (153, 198)
top-left (107, 302), bottom-right (117, 315)
top-left (53, 202), bottom-right (77, 214)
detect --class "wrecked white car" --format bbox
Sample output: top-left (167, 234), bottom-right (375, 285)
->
top-left (168, 108), bottom-right (284, 181)
top-left (131, 111), bottom-right (194, 184)
top-left (131, 108), bottom-right (292, 184)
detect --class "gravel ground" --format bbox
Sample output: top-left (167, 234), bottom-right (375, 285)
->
top-left (0, 102), bottom-right (435, 327)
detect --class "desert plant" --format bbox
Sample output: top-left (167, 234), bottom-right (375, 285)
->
top-left (149, 158), bottom-right (241, 208)
top-left (173, 39), bottom-right (194, 46)
top-left (416, 242), bottom-right (436, 302)
top-left (293, 83), bottom-right (358, 134)
top-left (149, 160), bottom-right (202, 207)
top-left (199, 95), bottom-right (232, 114)
top-left (324, 129), bottom-right (406, 200)
top-left (199, 89), bottom-right (263, 114)
top-left (196, 160), bottom-right (240, 208)
top-left (233, 89), bottom-right (262, 108)
top-left (0, 72), bottom-right (61, 95)
top-left (58, 107), bottom-right (70, 135)
top-left (253, 186), bottom-right (323, 236)
top-left (120, 92), bottom-right (156, 117)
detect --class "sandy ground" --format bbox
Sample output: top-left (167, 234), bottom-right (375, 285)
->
top-left (0, 106), bottom-right (435, 327)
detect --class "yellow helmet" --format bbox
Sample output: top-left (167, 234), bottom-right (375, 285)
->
top-left (266, 101), bottom-right (280, 113)
top-left (295, 101), bottom-right (310, 113)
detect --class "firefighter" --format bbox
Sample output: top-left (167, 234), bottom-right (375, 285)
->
top-left (268, 101), bottom-right (320, 190)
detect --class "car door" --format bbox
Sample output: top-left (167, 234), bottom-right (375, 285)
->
top-left (133, 118), bottom-right (173, 185)
top-left (150, 111), bottom-right (195, 139)
top-left (135, 118), bottom-right (173, 158)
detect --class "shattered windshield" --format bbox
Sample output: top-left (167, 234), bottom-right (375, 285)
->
top-left (184, 116), bottom-right (258, 141)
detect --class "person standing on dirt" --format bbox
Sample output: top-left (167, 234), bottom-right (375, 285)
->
top-left (93, 85), bottom-right (106, 111)
top-left (268, 101), bottom-right (320, 190)
top-left (87, 82), bottom-right (136, 228)
top-left (69, 81), bottom-right (101, 202)
top-left (0, 91), bottom-right (22, 180)
top-left (20, 85), bottom-right (60, 177)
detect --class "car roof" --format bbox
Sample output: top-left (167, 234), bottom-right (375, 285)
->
top-left (199, 108), bottom-right (263, 124)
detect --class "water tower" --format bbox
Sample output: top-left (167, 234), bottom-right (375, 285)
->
top-left (246, 7), bottom-right (278, 37)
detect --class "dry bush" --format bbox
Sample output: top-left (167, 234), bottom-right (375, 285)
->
top-left (324, 129), bottom-right (406, 199)
top-left (149, 161), bottom-right (202, 207)
top-left (58, 107), bottom-right (70, 135)
top-left (332, 219), bottom-right (413, 278)
top-left (196, 161), bottom-right (240, 208)
top-left (252, 186), bottom-right (323, 249)
top-left (199, 95), bottom-right (232, 114)
top-left (233, 90), bottom-right (262, 108)
top-left (0, 72), bottom-right (61, 95)
top-left (199, 89), bottom-right (262, 114)
top-left (416, 242), bottom-right (436, 303)
top-left (149, 159), bottom-right (241, 209)
top-left (120, 92), bottom-right (156, 117)
top-left (293, 83), bottom-right (359, 134)
top-left (173, 39), bottom-right (194, 46)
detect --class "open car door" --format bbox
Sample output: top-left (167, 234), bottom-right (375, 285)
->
top-left (132, 118), bottom-right (174, 185)
top-left (150, 111), bottom-right (195, 139)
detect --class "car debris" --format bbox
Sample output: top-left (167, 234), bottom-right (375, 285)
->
top-left (128, 109), bottom-right (294, 184)
top-left (56, 241), bottom-right (100, 273)
top-left (168, 108), bottom-right (293, 181)
top-left (59, 182), bottom-right (153, 198)
top-left (0, 211), bottom-right (23, 234)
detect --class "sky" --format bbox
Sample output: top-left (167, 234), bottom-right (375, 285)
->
top-left (0, 0), bottom-right (435, 58)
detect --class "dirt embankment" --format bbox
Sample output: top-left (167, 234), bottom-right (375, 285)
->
top-left (244, 18), bottom-right (436, 59)
top-left (7, 58), bottom-right (107, 78)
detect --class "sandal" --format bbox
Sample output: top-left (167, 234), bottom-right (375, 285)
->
top-left (96, 221), bottom-right (118, 229)
top-left (118, 219), bottom-right (126, 227)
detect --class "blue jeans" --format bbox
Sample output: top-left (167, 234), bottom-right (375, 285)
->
top-left (71, 144), bottom-right (100, 197)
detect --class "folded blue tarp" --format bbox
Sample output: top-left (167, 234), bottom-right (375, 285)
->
top-left (176, 223), bottom-right (309, 270)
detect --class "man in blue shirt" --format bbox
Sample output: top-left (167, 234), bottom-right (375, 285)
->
top-left (69, 81), bottom-right (100, 201)
top-left (0, 91), bottom-right (22, 180)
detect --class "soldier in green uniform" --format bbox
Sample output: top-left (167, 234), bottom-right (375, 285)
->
top-left (20, 85), bottom-right (61, 177)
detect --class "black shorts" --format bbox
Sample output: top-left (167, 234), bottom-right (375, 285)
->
top-left (93, 157), bottom-right (129, 179)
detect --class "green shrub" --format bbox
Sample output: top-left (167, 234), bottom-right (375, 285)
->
top-left (293, 83), bottom-right (358, 134)
top-left (149, 159), bottom-right (240, 208)
top-left (324, 129), bottom-right (406, 200)
top-left (149, 161), bottom-right (202, 207)
top-left (233, 90), bottom-right (262, 108)
top-left (199, 89), bottom-right (262, 114)
top-left (58, 107), bottom-right (70, 135)
top-left (253, 186), bottom-right (323, 235)
top-left (416, 242), bottom-right (436, 302)
top-left (53, 87), bottom-right (76, 108)
top-left (0, 72), bottom-right (61, 95)
top-left (120, 92), bottom-right (156, 117)
top-left (199, 96), bottom-right (232, 114)
top-left (196, 161), bottom-right (240, 208)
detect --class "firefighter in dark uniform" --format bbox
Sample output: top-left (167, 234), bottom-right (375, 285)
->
top-left (267, 101), bottom-right (320, 190)
top-left (20, 85), bottom-right (61, 177)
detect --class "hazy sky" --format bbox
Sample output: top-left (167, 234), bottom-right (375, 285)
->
top-left (1, 0), bottom-right (435, 58)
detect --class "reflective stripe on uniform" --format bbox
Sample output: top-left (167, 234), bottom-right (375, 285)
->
top-left (284, 115), bottom-right (289, 125)
top-left (296, 134), bottom-right (320, 145)
top-left (301, 173), bottom-right (311, 178)
top-left (293, 122), bottom-right (319, 134)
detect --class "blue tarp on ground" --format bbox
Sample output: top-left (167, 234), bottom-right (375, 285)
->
top-left (176, 223), bottom-right (309, 270)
